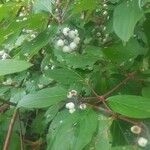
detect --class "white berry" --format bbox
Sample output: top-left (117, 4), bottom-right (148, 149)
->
top-left (63, 46), bottom-right (71, 53)
top-left (68, 30), bottom-right (76, 39)
top-left (103, 11), bottom-right (108, 16)
top-left (65, 102), bottom-right (75, 109)
top-left (74, 29), bottom-right (79, 36)
top-left (70, 42), bottom-right (77, 50)
top-left (70, 90), bottom-right (77, 96)
top-left (67, 92), bottom-right (72, 98)
top-left (30, 34), bottom-right (36, 38)
top-left (3, 78), bottom-right (13, 85)
top-left (74, 37), bottom-right (80, 44)
top-left (103, 4), bottom-right (108, 8)
top-left (130, 125), bottom-right (141, 134)
top-left (38, 84), bottom-right (44, 89)
top-left (63, 27), bottom-right (70, 36)
top-left (2, 53), bottom-right (9, 60)
top-left (79, 103), bottom-right (87, 110)
top-left (22, 17), bottom-right (27, 21)
top-left (57, 39), bottom-right (64, 47)
top-left (44, 66), bottom-right (49, 70)
top-left (69, 108), bottom-right (76, 114)
top-left (138, 137), bottom-right (148, 147)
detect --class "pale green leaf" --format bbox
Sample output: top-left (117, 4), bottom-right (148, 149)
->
top-left (45, 67), bottom-right (83, 85)
top-left (95, 115), bottom-right (112, 150)
top-left (0, 3), bottom-right (20, 21)
top-left (33, 0), bottom-right (55, 13)
top-left (107, 95), bottom-right (150, 118)
top-left (113, 0), bottom-right (143, 41)
top-left (73, 0), bottom-right (97, 13)
top-left (18, 86), bottom-right (67, 108)
top-left (0, 59), bottom-right (32, 76)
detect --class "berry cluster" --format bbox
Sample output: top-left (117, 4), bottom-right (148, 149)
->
top-left (65, 90), bottom-right (86, 114)
top-left (0, 50), bottom-right (10, 60)
top-left (56, 27), bottom-right (80, 53)
top-left (2, 78), bottom-right (13, 86)
top-left (130, 125), bottom-right (148, 147)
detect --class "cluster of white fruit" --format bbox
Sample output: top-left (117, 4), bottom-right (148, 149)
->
top-left (0, 50), bottom-right (10, 60)
top-left (65, 90), bottom-right (86, 114)
top-left (66, 102), bottom-right (76, 114)
top-left (2, 78), bottom-right (13, 85)
top-left (56, 27), bottom-right (80, 53)
top-left (22, 29), bottom-right (37, 41)
top-left (130, 125), bottom-right (148, 147)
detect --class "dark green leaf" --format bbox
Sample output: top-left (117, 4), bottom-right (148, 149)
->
top-left (0, 59), bottom-right (32, 76)
top-left (142, 87), bottom-right (150, 98)
top-left (110, 120), bottom-right (134, 146)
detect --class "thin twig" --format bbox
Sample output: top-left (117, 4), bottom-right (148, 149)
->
top-left (3, 108), bottom-right (18, 150)
top-left (18, 111), bottom-right (24, 150)
top-left (86, 80), bottom-right (99, 97)
top-left (87, 103), bottom-right (140, 125)
top-left (103, 76), bottom-right (131, 97)
top-left (103, 71), bottom-right (136, 98)
top-left (82, 96), bottom-right (97, 100)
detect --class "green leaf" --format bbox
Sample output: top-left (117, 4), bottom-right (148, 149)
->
top-left (142, 87), bottom-right (150, 98)
top-left (47, 109), bottom-right (98, 150)
top-left (0, 3), bottom-right (20, 21)
top-left (9, 132), bottom-right (21, 150)
top-left (62, 46), bottom-right (103, 70)
top-left (45, 104), bottom-right (61, 124)
top-left (110, 120), bottom-right (134, 146)
top-left (73, 0), bottom-right (97, 13)
top-left (113, 0), bottom-right (143, 41)
top-left (18, 86), bottom-right (67, 108)
top-left (0, 59), bottom-right (32, 76)
top-left (47, 110), bottom-right (79, 150)
top-left (18, 25), bottom-right (57, 59)
top-left (73, 109), bottom-right (98, 150)
top-left (20, 30), bottom-right (51, 58)
top-left (0, 13), bottom-right (48, 44)
top-left (45, 67), bottom-right (83, 85)
top-left (95, 115), bottom-right (112, 150)
top-left (102, 39), bottom-right (147, 64)
top-left (0, 86), bottom-right (10, 96)
top-left (33, 0), bottom-right (54, 13)
top-left (111, 145), bottom-right (140, 150)
top-left (107, 95), bottom-right (150, 118)
top-left (143, 16), bottom-right (150, 46)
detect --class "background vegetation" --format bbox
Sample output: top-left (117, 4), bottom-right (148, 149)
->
top-left (0, 0), bottom-right (150, 150)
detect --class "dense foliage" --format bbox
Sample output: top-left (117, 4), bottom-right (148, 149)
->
top-left (0, 0), bottom-right (150, 150)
